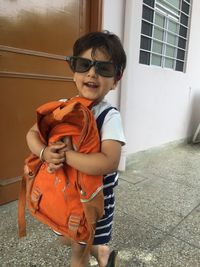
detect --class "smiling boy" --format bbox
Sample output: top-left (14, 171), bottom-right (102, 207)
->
top-left (26, 31), bottom-right (126, 267)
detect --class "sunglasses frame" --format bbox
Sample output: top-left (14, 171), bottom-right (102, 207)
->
top-left (66, 56), bottom-right (117, 78)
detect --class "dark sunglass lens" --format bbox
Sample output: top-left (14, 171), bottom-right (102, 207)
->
top-left (69, 58), bottom-right (76, 72)
top-left (97, 62), bottom-right (115, 77)
top-left (67, 56), bottom-right (115, 77)
top-left (74, 58), bottom-right (91, 72)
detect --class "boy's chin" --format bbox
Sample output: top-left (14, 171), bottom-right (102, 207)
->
top-left (79, 95), bottom-right (100, 101)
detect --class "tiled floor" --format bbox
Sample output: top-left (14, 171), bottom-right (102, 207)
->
top-left (1, 143), bottom-right (200, 266)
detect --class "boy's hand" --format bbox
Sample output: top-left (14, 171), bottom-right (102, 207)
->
top-left (60, 136), bottom-right (75, 152)
top-left (44, 138), bottom-right (74, 173)
top-left (43, 141), bottom-right (66, 165)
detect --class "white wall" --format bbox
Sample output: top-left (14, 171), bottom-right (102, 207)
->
top-left (102, 0), bottom-right (125, 108)
top-left (102, 0), bottom-right (126, 170)
top-left (103, 0), bottom-right (200, 156)
top-left (186, 0), bottom-right (200, 138)
top-left (121, 0), bottom-right (200, 154)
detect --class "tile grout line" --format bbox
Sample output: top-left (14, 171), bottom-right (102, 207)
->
top-left (120, 171), bottom-right (200, 190)
top-left (119, 176), bottom-right (149, 186)
top-left (167, 201), bottom-right (200, 236)
top-left (148, 202), bottom-right (200, 251)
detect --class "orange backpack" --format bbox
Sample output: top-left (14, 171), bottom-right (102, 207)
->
top-left (18, 97), bottom-right (104, 247)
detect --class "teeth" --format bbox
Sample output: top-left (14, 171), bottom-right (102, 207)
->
top-left (87, 82), bottom-right (95, 85)
top-left (85, 82), bottom-right (98, 88)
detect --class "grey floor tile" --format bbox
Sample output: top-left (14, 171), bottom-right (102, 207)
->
top-left (126, 144), bottom-right (200, 189)
top-left (1, 143), bottom-right (200, 266)
top-left (0, 202), bottom-right (70, 267)
top-left (111, 212), bottom-right (165, 250)
top-left (151, 236), bottom-right (200, 267)
top-left (171, 206), bottom-right (200, 248)
top-left (116, 178), bottom-right (200, 232)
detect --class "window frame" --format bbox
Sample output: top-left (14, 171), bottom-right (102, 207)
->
top-left (139, 0), bottom-right (192, 72)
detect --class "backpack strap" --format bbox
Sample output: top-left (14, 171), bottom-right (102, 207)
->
top-left (96, 107), bottom-right (117, 134)
top-left (18, 175), bottom-right (27, 237)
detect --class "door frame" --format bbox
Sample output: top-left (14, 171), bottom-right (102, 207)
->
top-left (90, 0), bottom-right (102, 32)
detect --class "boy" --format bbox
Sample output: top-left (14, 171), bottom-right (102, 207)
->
top-left (26, 31), bottom-right (126, 267)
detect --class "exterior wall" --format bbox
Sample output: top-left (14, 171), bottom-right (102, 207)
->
top-left (102, 0), bottom-right (126, 170)
top-left (103, 0), bottom-right (200, 155)
top-left (102, 0), bottom-right (125, 108)
top-left (186, 0), bottom-right (200, 138)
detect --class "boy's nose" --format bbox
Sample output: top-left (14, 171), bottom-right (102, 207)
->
top-left (87, 66), bottom-right (98, 77)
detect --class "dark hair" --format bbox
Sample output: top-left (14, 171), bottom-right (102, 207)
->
top-left (73, 31), bottom-right (126, 81)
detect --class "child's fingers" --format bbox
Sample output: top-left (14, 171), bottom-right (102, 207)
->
top-left (50, 142), bottom-right (66, 152)
top-left (59, 147), bottom-right (70, 153)
top-left (50, 155), bottom-right (65, 164)
top-left (47, 162), bottom-right (63, 173)
top-left (43, 146), bottom-right (65, 163)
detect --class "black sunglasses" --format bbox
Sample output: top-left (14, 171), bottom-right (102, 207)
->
top-left (66, 56), bottom-right (116, 78)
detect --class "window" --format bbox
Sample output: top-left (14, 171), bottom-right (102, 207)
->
top-left (139, 0), bottom-right (192, 72)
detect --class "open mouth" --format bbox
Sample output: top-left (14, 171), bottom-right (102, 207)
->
top-left (84, 82), bottom-right (99, 89)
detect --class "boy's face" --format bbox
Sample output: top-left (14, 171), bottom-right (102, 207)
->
top-left (73, 48), bottom-right (118, 103)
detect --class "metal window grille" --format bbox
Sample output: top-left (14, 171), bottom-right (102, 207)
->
top-left (139, 0), bottom-right (192, 72)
